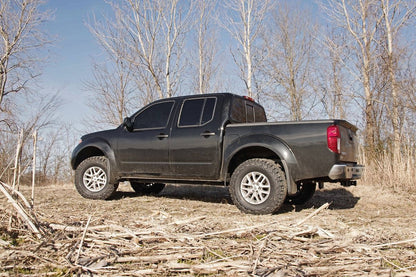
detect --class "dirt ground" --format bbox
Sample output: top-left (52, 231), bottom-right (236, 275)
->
top-left (1, 181), bottom-right (416, 276)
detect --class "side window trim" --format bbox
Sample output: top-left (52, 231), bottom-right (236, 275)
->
top-left (177, 97), bottom-right (217, 128)
top-left (200, 97), bottom-right (217, 125)
top-left (198, 99), bottom-right (207, 125)
top-left (132, 100), bottom-right (175, 131)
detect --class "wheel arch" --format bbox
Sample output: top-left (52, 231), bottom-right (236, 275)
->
top-left (223, 135), bottom-right (299, 195)
top-left (71, 140), bottom-right (118, 183)
top-left (72, 146), bottom-right (105, 169)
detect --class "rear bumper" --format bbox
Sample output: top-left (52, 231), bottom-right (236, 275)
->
top-left (328, 163), bottom-right (364, 180)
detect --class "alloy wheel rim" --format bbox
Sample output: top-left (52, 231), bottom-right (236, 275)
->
top-left (240, 171), bottom-right (271, 204)
top-left (83, 166), bottom-right (107, 192)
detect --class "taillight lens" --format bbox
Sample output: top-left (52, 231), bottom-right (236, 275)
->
top-left (244, 96), bottom-right (255, 102)
top-left (327, 125), bottom-right (340, 154)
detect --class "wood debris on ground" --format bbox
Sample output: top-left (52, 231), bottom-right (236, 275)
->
top-left (1, 183), bottom-right (416, 276)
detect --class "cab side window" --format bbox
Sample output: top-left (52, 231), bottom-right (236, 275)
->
top-left (230, 97), bottom-right (267, 123)
top-left (179, 97), bottom-right (216, 127)
top-left (254, 106), bottom-right (267, 122)
top-left (133, 101), bottom-right (174, 130)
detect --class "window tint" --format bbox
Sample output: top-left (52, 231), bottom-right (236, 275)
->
top-left (230, 98), bottom-right (245, 123)
top-left (231, 97), bottom-right (267, 123)
top-left (179, 97), bottom-right (216, 127)
top-left (246, 104), bottom-right (255, 123)
top-left (179, 99), bottom-right (204, 126)
top-left (133, 101), bottom-right (174, 129)
top-left (255, 106), bottom-right (267, 122)
top-left (201, 98), bottom-right (216, 124)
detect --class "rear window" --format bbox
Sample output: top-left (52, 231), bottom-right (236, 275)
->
top-left (230, 97), bottom-right (267, 123)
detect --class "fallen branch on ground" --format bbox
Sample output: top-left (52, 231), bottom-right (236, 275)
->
top-left (294, 202), bottom-right (330, 227)
top-left (373, 238), bottom-right (416, 248)
top-left (0, 181), bottom-right (42, 239)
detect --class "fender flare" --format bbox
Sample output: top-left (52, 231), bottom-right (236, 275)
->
top-left (222, 134), bottom-right (299, 195)
top-left (71, 138), bottom-right (118, 184)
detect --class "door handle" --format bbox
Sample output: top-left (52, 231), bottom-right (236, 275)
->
top-left (200, 131), bottom-right (215, 137)
top-left (157, 133), bottom-right (169, 139)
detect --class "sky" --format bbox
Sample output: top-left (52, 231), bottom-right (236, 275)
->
top-left (36, 0), bottom-right (321, 134)
top-left (39, 1), bottom-right (110, 130)
top-left (38, 0), bottom-right (236, 132)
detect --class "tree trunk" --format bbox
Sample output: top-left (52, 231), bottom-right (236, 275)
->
top-left (381, 0), bottom-right (401, 164)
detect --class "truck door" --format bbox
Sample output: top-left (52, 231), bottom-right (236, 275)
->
top-left (169, 96), bottom-right (222, 180)
top-left (116, 100), bottom-right (175, 177)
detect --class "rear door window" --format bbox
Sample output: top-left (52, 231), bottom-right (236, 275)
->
top-left (201, 98), bottom-right (216, 124)
top-left (178, 97), bottom-right (216, 127)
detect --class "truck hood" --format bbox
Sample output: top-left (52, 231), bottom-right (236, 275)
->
top-left (80, 128), bottom-right (120, 142)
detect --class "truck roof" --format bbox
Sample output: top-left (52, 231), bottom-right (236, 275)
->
top-left (151, 92), bottom-right (258, 103)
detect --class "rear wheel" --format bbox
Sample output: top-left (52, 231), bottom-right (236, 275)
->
top-left (75, 156), bottom-right (118, 200)
top-left (285, 182), bottom-right (316, 205)
top-left (229, 159), bottom-right (287, 214)
top-left (130, 182), bottom-right (165, 195)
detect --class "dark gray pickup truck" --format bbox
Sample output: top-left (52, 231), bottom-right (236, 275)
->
top-left (71, 93), bottom-right (363, 214)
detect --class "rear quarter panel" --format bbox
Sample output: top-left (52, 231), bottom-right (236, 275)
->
top-left (224, 120), bottom-right (355, 182)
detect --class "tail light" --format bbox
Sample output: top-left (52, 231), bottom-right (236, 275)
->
top-left (327, 125), bottom-right (340, 154)
top-left (244, 96), bottom-right (255, 102)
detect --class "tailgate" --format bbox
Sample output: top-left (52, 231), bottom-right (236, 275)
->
top-left (337, 121), bottom-right (359, 163)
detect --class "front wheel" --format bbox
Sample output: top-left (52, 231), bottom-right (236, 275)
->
top-left (229, 159), bottom-right (287, 214)
top-left (75, 156), bottom-right (118, 200)
top-left (130, 182), bottom-right (165, 195)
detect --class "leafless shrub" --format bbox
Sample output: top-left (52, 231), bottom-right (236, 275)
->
top-left (362, 143), bottom-right (416, 193)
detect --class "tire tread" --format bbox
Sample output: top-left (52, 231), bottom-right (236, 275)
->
top-left (74, 156), bottom-right (117, 200)
top-left (230, 158), bottom-right (287, 214)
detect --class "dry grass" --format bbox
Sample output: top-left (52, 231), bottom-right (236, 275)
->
top-left (1, 182), bottom-right (416, 276)
top-left (361, 148), bottom-right (416, 193)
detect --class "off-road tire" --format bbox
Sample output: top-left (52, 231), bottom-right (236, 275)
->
top-left (285, 182), bottom-right (316, 205)
top-left (130, 182), bottom-right (165, 195)
top-left (229, 158), bottom-right (287, 214)
top-left (75, 156), bottom-right (117, 200)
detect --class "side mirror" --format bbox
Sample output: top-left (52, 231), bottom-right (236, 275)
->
top-left (123, 117), bottom-right (133, 132)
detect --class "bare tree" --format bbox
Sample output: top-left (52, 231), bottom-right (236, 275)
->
top-left (89, 0), bottom-right (193, 100)
top-left (318, 28), bottom-right (352, 119)
top-left (406, 61), bottom-right (416, 112)
top-left (160, 0), bottom-right (194, 97)
top-left (194, 0), bottom-right (219, 94)
top-left (36, 124), bottom-right (74, 184)
top-left (321, 0), bottom-right (382, 155)
top-left (260, 3), bottom-right (317, 121)
top-left (379, 0), bottom-right (416, 162)
top-left (222, 0), bottom-right (271, 98)
top-left (0, 92), bottom-right (61, 185)
top-left (37, 129), bottom-right (59, 181)
top-left (0, 0), bottom-right (52, 111)
top-left (84, 59), bottom-right (134, 128)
